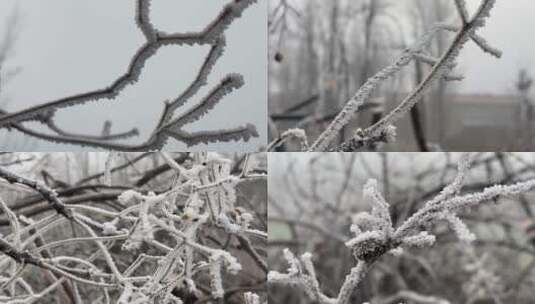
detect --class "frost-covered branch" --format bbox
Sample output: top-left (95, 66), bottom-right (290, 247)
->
top-left (267, 128), bottom-right (310, 151)
top-left (0, 152), bottom-right (267, 303)
top-left (0, 0), bottom-right (259, 150)
top-left (0, 167), bottom-right (73, 220)
top-left (289, 0), bottom-right (502, 151)
top-left (269, 153), bottom-right (535, 303)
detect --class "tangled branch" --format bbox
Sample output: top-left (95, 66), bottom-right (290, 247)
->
top-left (0, 152), bottom-right (267, 303)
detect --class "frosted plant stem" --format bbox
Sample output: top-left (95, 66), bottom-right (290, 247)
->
top-left (310, 0), bottom-right (499, 152)
top-left (270, 152), bottom-right (535, 303)
top-left (0, 0), bottom-right (260, 150)
top-left (336, 261), bottom-right (369, 304)
top-left (0, 152), bottom-right (266, 302)
top-left (357, 0), bottom-right (500, 146)
top-left (0, 167), bottom-right (73, 220)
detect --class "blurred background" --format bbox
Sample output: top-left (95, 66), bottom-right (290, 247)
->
top-left (269, 0), bottom-right (535, 151)
top-left (0, 1), bottom-right (267, 151)
top-left (269, 152), bottom-right (535, 303)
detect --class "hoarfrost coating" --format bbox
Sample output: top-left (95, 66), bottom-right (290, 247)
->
top-left (269, 152), bottom-right (535, 303)
top-left (268, 0), bottom-right (521, 152)
top-left (0, 0), bottom-right (266, 151)
top-left (0, 152), bottom-right (267, 303)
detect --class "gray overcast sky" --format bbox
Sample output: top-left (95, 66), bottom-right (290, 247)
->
top-left (0, 0), bottom-right (267, 151)
top-left (458, 0), bottom-right (535, 95)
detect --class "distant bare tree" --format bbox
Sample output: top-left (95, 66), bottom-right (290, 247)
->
top-left (0, 8), bottom-right (38, 151)
top-left (515, 69), bottom-right (534, 150)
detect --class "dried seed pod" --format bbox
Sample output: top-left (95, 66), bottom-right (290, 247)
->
top-left (351, 238), bottom-right (389, 262)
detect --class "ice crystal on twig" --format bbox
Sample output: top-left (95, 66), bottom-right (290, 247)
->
top-left (285, 0), bottom-right (503, 152)
top-left (270, 152), bottom-right (535, 304)
top-left (0, 152), bottom-right (266, 302)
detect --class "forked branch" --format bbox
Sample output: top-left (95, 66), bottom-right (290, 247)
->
top-left (0, 0), bottom-right (259, 150)
top-left (269, 153), bottom-right (535, 304)
top-left (268, 0), bottom-right (501, 152)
